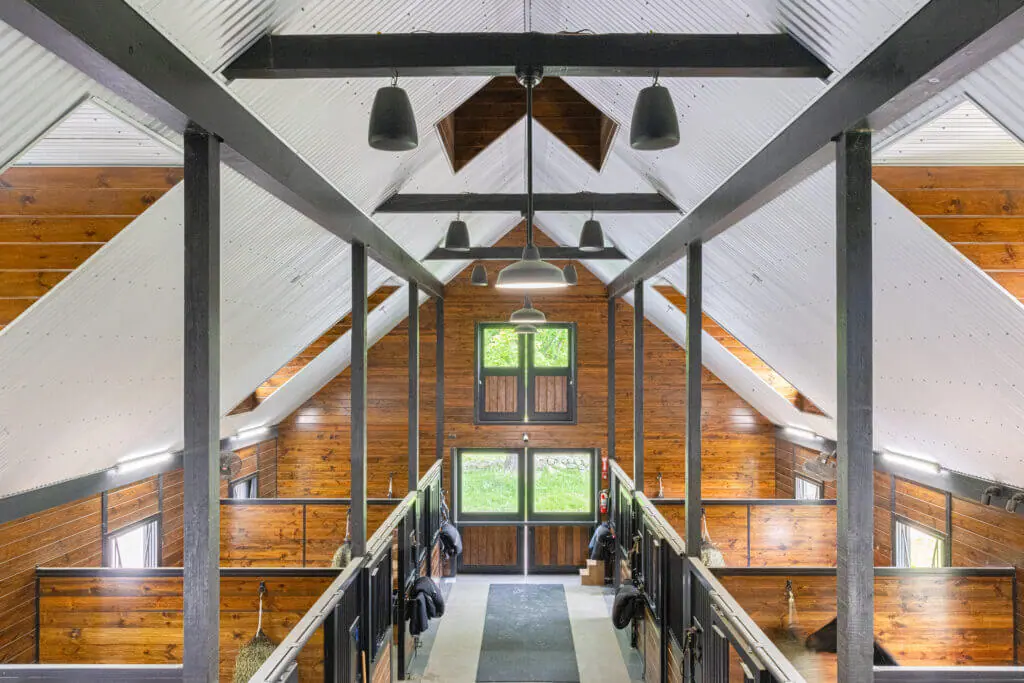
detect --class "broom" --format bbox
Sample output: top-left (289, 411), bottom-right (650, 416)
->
top-left (331, 508), bottom-right (352, 569)
top-left (233, 581), bottom-right (276, 683)
top-left (699, 508), bottom-right (726, 568)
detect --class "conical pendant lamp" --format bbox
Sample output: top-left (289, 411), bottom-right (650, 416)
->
top-left (630, 76), bottom-right (679, 151)
top-left (444, 215), bottom-right (470, 252)
top-left (509, 296), bottom-right (546, 325)
top-left (578, 211), bottom-right (605, 252)
top-left (496, 68), bottom-right (567, 290)
top-left (368, 75), bottom-right (419, 151)
top-left (562, 264), bottom-right (578, 285)
top-left (470, 264), bottom-right (488, 286)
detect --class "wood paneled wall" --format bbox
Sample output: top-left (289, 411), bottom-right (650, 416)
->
top-left (460, 526), bottom-right (519, 570)
top-left (220, 437), bottom-right (279, 498)
top-left (874, 166), bottom-right (1024, 303)
top-left (277, 226), bottom-right (777, 503)
top-left (220, 502), bottom-right (397, 567)
top-left (774, 439), bottom-right (836, 499)
top-left (0, 167), bottom-right (181, 330)
top-left (37, 572), bottom-right (334, 680)
top-left (720, 571), bottom-right (1015, 680)
top-left (531, 525), bottom-right (590, 570)
top-left (656, 503), bottom-right (837, 567)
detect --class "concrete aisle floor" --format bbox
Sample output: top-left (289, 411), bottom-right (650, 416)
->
top-left (414, 575), bottom-right (639, 683)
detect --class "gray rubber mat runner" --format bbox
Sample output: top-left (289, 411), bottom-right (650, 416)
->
top-left (476, 583), bottom-right (580, 682)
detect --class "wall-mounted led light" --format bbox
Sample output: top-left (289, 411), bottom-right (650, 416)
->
top-left (981, 486), bottom-right (1003, 506)
top-left (1006, 493), bottom-right (1024, 514)
top-left (882, 450), bottom-right (942, 475)
top-left (783, 426), bottom-right (821, 441)
top-left (116, 451), bottom-right (173, 474)
top-left (235, 425), bottom-right (270, 441)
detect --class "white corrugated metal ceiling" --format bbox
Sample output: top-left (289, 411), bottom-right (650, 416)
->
top-left (2, 0), bottom-right (1024, 496)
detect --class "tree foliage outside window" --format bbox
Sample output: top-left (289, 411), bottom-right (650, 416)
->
top-left (532, 452), bottom-right (592, 514)
top-left (482, 327), bottom-right (521, 367)
top-left (533, 327), bottom-right (569, 367)
top-left (460, 451), bottom-right (519, 513)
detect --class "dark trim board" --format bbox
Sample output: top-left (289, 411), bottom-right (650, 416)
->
top-left (220, 497), bottom-right (400, 506)
top-left (0, 0), bottom-right (443, 297)
top-left (652, 497), bottom-right (837, 506)
top-left (426, 246), bottom-right (626, 261)
top-left (224, 32), bottom-right (830, 80)
top-left (36, 566), bottom-right (346, 578)
top-left (875, 667), bottom-right (1024, 682)
top-left (608, 0), bottom-right (1024, 297)
top-left (710, 566), bottom-right (1016, 578)
top-left (376, 193), bottom-right (678, 214)
top-left (0, 665), bottom-right (185, 681)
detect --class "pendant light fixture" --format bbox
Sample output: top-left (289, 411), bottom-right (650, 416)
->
top-left (578, 209), bottom-right (605, 252)
top-left (630, 74), bottom-right (679, 151)
top-left (496, 68), bottom-right (568, 290)
top-left (368, 73), bottom-right (419, 151)
top-left (562, 264), bottom-right (578, 285)
top-left (509, 296), bottom-right (546, 325)
top-left (514, 323), bottom-right (538, 335)
top-left (470, 264), bottom-right (488, 286)
top-left (444, 213), bottom-right (470, 252)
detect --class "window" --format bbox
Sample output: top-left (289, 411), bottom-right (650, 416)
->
top-left (230, 474), bottom-right (258, 499)
top-left (527, 450), bottom-right (596, 522)
top-left (475, 323), bottom-right (576, 424)
top-left (456, 450), bottom-right (524, 521)
top-left (107, 517), bottom-right (160, 568)
top-left (894, 518), bottom-right (946, 568)
top-left (795, 475), bottom-right (824, 500)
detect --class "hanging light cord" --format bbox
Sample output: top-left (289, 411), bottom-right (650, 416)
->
top-left (525, 74), bottom-right (535, 248)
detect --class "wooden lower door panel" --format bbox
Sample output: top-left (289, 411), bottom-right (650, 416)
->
top-left (459, 525), bottom-right (521, 572)
top-left (530, 525), bottom-right (591, 572)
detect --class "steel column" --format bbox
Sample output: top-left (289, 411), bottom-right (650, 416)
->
top-left (835, 128), bottom-right (874, 683)
top-left (351, 243), bottom-right (368, 557)
top-left (435, 298), bottom-right (445, 461)
top-left (684, 241), bottom-right (703, 556)
top-left (633, 282), bottom-right (644, 492)
top-left (182, 126), bottom-right (220, 683)
top-left (408, 283), bottom-right (420, 492)
top-left (607, 297), bottom-right (616, 462)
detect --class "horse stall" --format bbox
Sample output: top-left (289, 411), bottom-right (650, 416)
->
top-left (715, 566), bottom-right (1017, 681)
top-left (656, 499), bottom-right (838, 567)
top-left (35, 567), bottom-right (339, 681)
top-left (219, 498), bottom-right (399, 567)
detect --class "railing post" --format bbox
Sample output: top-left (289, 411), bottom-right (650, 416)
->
top-left (633, 282), bottom-right (644, 492)
top-left (685, 241), bottom-right (703, 557)
top-left (182, 125), bottom-right (220, 683)
top-left (351, 242), bottom-right (368, 557)
top-left (836, 127), bottom-right (874, 683)
top-left (323, 604), bottom-right (341, 683)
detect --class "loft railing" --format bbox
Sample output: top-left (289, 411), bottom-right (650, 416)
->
top-left (249, 459), bottom-right (444, 683)
top-left (608, 460), bottom-right (807, 683)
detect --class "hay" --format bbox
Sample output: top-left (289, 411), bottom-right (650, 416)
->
top-left (699, 540), bottom-right (726, 568)
top-left (233, 630), bottom-right (276, 683)
top-left (331, 541), bottom-right (352, 569)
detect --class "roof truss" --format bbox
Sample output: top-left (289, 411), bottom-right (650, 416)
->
top-left (608, 0), bottom-right (1024, 297)
top-left (375, 193), bottom-right (678, 214)
top-left (0, 0), bottom-right (445, 297)
top-left (224, 32), bottom-right (831, 80)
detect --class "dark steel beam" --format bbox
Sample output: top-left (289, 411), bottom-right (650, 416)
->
top-left (0, 0), bottom-right (443, 298)
top-left (408, 283), bottom-right (419, 493)
top-left (607, 297), bottom-right (616, 462)
top-left (608, 0), bottom-right (1024, 298)
top-left (351, 243), bottom-right (368, 557)
top-left (376, 193), bottom-right (678, 214)
top-left (435, 298), bottom-right (445, 462)
top-left (684, 241), bottom-right (703, 557)
top-left (835, 128), bottom-right (874, 682)
top-left (182, 126), bottom-right (220, 683)
top-left (0, 665), bottom-right (184, 680)
top-left (224, 32), bottom-right (830, 80)
top-left (425, 246), bottom-right (626, 261)
top-left (633, 282), bottom-right (644, 492)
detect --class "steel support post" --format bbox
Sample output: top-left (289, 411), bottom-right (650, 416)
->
top-left (182, 126), bottom-right (220, 683)
top-left (836, 128), bottom-right (874, 682)
top-left (684, 241), bottom-right (703, 557)
top-left (351, 242), bottom-right (368, 556)
top-left (633, 282), bottom-right (644, 492)
top-left (408, 283), bottom-right (420, 492)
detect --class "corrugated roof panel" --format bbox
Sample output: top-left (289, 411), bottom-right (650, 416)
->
top-left (875, 99), bottom-right (1024, 166)
top-left (14, 99), bottom-right (181, 166)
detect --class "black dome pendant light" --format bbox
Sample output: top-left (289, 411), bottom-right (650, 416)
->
top-left (495, 67), bottom-right (568, 290)
top-left (630, 74), bottom-right (680, 151)
top-left (368, 73), bottom-right (419, 151)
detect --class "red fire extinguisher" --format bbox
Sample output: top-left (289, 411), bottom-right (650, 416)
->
top-left (599, 489), bottom-right (609, 515)
top-left (601, 452), bottom-right (609, 481)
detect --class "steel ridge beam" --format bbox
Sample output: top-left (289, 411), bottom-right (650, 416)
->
top-left (424, 246), bottom-right (626, 261)
top-left (376, 193), bottom-right (679, 214)
top-left (607, 0), bottom-right (1024, 298)
top-left (224, 32), bottom-right (831, 80)
top-left (0, 0), bottom-right (444, 298)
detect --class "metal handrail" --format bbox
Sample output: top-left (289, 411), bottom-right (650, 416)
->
top-left (609, 459), bottom-right (634, 492)
top-left (248, 559), bottom-right (365, 683)
top-left (366, 490), bottom-right (417, 559)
